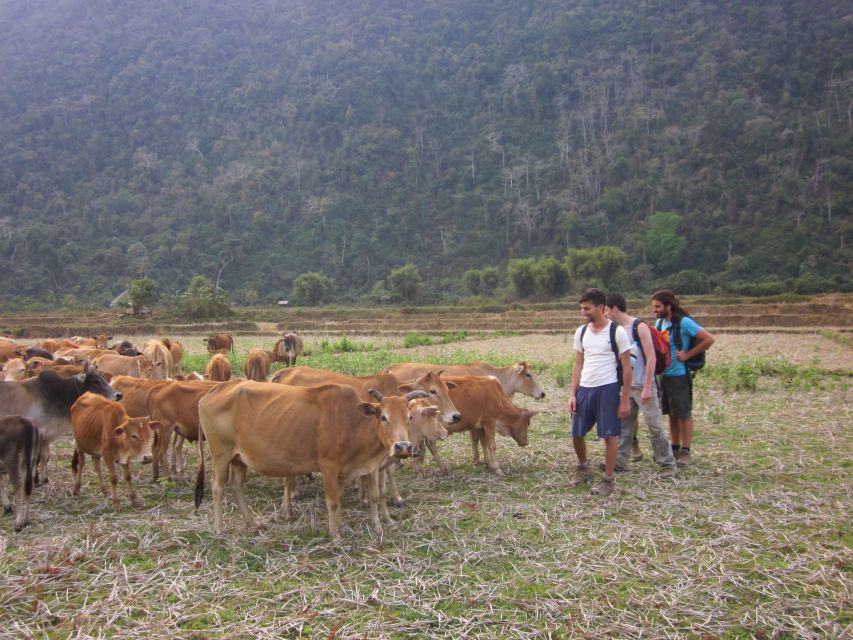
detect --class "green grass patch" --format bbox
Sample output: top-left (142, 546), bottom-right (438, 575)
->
top-left (403, 333), bottom-right (433, 348)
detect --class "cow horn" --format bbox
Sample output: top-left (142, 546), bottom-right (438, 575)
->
top-left (368, 388), bottom-right (385, 402)
top-left (404, 390), bottom-right (428, 401)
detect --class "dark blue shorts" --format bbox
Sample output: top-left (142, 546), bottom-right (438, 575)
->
top-left (572, 383), bottom-right (622, 439)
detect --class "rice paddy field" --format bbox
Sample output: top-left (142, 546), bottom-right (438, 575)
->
top-left (0, 313), bottom-right (851, 638)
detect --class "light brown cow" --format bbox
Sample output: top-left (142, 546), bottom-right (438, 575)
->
top-left (205, 333), bottom-right (234, 355)
top-left (2, 358), bottom-right (27, 381)
top-left (70, 393), bottom-right (161, 511)
top-left (111, 376), bottom-right (170, 419)
top-left (243, 349), bottom-right (271, 382)
top-left (424, 375), bottom-right (537, 476)
top-left (145, 379), bottom-right (218, 481)
top-left (93, 352), bottom-right (154, 379)
top-left (376, 394), bottom-right (448, 508)
top-left (386, 361), bottom-right (545, 400)
top-left (142, 339), bottom-right (173, 380)
top-left (196, 381), bottom-right (416, 539)
top-left (71, 335), bottom-right (112, 348)
top-left (204, 353), bottom-right (232, 381)
top-left (160, 338), bottom-right (184, 376)
top-left (0, 416), bottom-right (43, 532)
top-left (272, 367), bottom-right (462, 426)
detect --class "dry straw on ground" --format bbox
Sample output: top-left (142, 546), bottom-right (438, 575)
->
top-left (0, 331), bottom-right (850, 638)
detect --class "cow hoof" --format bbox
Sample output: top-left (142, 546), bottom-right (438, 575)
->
top-left (3, 506), bottom-right (12, 514)
top-left (392, 500), bottom-right (406, 508)
top-left (14, 524), bottom-right (28, 532)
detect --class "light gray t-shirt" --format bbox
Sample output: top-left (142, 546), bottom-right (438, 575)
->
top-left (573, 321), bottom-right (632, 388)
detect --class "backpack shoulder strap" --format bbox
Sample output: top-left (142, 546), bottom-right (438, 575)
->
top-left (579, 324), bottom-right (587, 351)
top-left (609, 321), bottom-right (618, 359)
top-left (673, 316), bottom-right (683, 350)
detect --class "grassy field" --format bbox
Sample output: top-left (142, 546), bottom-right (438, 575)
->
top-left (0, 330), bottom-right (851, 639)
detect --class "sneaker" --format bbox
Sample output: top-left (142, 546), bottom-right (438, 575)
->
top-left (572, 464), bottom-right (594, 487)
top-left (658, 465), bottom-right (677, 479)
top-left (598, 461), bottom-right (629, 473)
top-left (590, 477), bottom-right (614, 497)
top-left (630, 442), bottom-right (644, 462)
top-left (676, 451), bottom-right (692, 468)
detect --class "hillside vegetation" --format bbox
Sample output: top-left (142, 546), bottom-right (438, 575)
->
top-left (0, 0), bottom-right (850, 305)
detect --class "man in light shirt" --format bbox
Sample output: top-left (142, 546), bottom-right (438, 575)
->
top-left (568, 288), bottom-right (632, 496)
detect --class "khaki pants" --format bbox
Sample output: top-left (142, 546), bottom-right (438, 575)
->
top-left (618, 386), bottom-right (677, 468)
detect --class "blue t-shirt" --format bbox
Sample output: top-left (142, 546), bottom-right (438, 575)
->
top-left (656, 316), bottom-right (702, 377)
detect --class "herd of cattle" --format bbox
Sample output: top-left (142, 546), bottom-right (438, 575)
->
top-left (0, 331), bottom-right (543, 539)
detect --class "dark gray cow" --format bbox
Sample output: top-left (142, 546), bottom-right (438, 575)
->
top-left (0, 366), bottom-right (120, 483)
top-left (0, 416), bottom-right (43, 531)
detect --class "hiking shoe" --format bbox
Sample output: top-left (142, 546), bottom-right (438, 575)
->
top-left (658, 465), bottom-right (677, 479)
top-left (598, 461), bottom-right (629, 473)
top-left (590, 477), bottom-right (614, 497)
top-left (676, 451), bottom-right (692, 468)
top-left (630, 442), bottom-right (644, 462)
top-left (572, 464), bottom-right (594, 487)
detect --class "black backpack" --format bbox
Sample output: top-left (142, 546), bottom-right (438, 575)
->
top-left (658, 316), bottom-right (705, 376)
top-left (579, 321), bottom-right (622, 387)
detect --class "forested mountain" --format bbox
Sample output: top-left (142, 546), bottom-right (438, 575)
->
top-left (0, 0), bottom-right (850, 305)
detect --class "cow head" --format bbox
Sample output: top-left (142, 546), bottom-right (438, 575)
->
top-left (398, 371), bottom-right (462, 425)
top-left (359, 389), bottom-right (413, 459)
top-left (408, 398), bottom-right (448, 456)
top-left (496, 409), bottom-right (538, 447)
top-left (94, 334), bottom-right (112, 349)
top-left (78, 365), bottom-right (122, 401)
top-left (112, 418), bottom-right (162, 465)
top-left (2, 357), bottom-right (26, 381)
top-left (514, 362), bottom-right (545, 399)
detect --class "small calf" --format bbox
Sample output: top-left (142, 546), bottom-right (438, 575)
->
top-left (204, 353), bottom-right (232, 382)
top-left (0, 416), bottom-right (42, 532)
top-left (70, 392), bottom-right (161, 511)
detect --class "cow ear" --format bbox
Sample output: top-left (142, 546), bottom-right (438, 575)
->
top-left (113, 425), bottom-right (126, 436)
top-left (404, 390), bottom-right (428, 401)
top-left (397, 383), bottom-right (414, 393)
top-left (524, 410), bottom-right (538, 419)
top-left (421, 406), bottom-right (438, 418)
top-left (444, 380), bottom-right (459, 389)
top-left (148, 421), bottom-right (164, 432)
top-left (514, 363), bottom-right (525, 374)
top-left (357, 402), bottom-right (381, 417)
top-left (75, 372), bottom-right (86, 383)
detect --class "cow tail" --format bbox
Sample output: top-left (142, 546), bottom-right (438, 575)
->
top-left (194, 426), bottom-right (206, 512)
top-left (23, 420), bottom-right (36, 497)
top-left (71, 446), bottom-right (80, 475)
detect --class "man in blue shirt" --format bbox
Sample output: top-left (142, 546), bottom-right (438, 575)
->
top-left (651, 289), bottom-right (715, 467)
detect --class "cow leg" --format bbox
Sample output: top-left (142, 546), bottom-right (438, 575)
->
top-left (173, 433), bottom-right (186, 477)
top-left (366, 469), bottom-right (385, 535)
top-left (385, 465), bottom-right (404, 508)
top-left (105, 458), bottom-right (121, 511)
top-left (36, 442), bottom-right (50, 485)
top-left (424, 438), bottom-right (449, 474)
top-left (319, 467), bottom-right (344, 540)
top-left (281, 476), bottom-right (296, 522)
top-left (152, 423), bottom-right (173, 483)
top-left (481, 423), bottom-right (503, 475)
top-left (91, 456), bottom-right (110, 497)
top-left (123, 463), bottom-right (142, 509)
top-left (210, 451), bottom-right (232, 535)
top-left (1, 471), bottom-right (11, 513)
top-left (14, 475), bottom-right (30, 532)
top-left (469, 430), bottom-right (483, 465)
top-left (229, 459), bottom-right (256, 530)
top-left (72, 448), bottom-right (86, 496)
top-left (376, 469), bottom-right (393, 525)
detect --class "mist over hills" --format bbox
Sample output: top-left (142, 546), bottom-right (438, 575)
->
top-left (0, 0), bottom-right (850, 305)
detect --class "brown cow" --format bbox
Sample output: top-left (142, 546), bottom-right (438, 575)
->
top-left (204, 353), bottom-right (232, 381)
top-left (71, 335), bottom-right (112, 348)
top-left (94, 352), bottom-right (155, 379)
top-left (0, 416), bottom-right (43, 532)
top-left (386, 361), bottom-right (545, 400)
top-left (0, 366), bottom-right (120, 483)
top-left (274, 333), bottom-right (305, 367)
top-left (160, 338), bottom-right (184, 376)
top-left (424, 375), bottom-right (537, 476)
top-left (196, 381), bottom-right (416, 539)
top-left (0, 342), bottom-right (24, 363)
top-left (70, 393), bottom-right (161, 511)
top-left (142, 339), bottom-right (173, 380)
top-left (206, 333), bottom-right (234, 355)
top-left (272, 367), bottom-right (462, 426)
top-left (145, 380), bottom-right (219, 481)
top-left (243, 349), bottom-right (271, 382)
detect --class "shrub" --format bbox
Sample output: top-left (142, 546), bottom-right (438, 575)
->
top-left (292, 272), bottom-right (334, 306)
top-left (667, 269), bottom-right (710, 295)
top-left (404, 333), bottom-right (432, 348)
top-left (508, 258), bottom-right (536, 297)
top-left (178, 276), bottom-right (233, 320)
